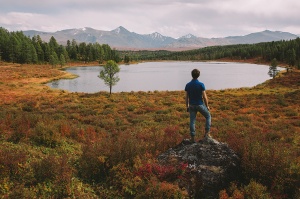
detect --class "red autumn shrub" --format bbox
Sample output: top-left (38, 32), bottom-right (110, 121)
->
top-left (136, 162), bottom-right (188, 182)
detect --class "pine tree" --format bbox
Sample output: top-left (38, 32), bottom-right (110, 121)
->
top-left (9, 34), bottom-right (20, 63)
top-left (268, 58), bottom-right (279, 79)
top-left (60, 54), bottom-right (66, 67)
top-left (124, 55), bottom-right (130, 64)
top-left (49, 51), bottom-right (59, 68)
top-left (49, 36), bottom-right (59, 55)
top-left (30, 44), bottom-right (38, 64)
top-left (70, 39), bottom-right (78, 60)
top-left (0, 27), bottom-right (10, 61)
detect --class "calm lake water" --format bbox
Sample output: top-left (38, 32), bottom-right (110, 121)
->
top-left (47, 61), bottom-right (278, 93)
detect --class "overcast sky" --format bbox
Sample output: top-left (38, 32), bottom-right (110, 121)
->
top-left (0, 0), bottom-right (299, 38)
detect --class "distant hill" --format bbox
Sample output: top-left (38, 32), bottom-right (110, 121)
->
top-left (23, 26), bottom-right (299, 50)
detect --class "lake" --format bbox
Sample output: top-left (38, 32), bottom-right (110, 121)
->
top-left (47, 61), bottom-right (279, 93)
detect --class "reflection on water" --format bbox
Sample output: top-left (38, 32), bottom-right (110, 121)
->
top-left (47, 61), bottom-right (281, 93)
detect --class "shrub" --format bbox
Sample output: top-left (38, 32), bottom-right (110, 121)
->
top-left (32, 154), bottom-right (74, 198)
top-left (219, 180), bottom-right (271, 199)
top-left (33, 155), bottom-right (60, 183)
top-left (108, 162), bottom-right (142, 197)
top-left (77, 142), bottom-right (110, 183)
top-left (136, 180), bottom-right (188, 199)
top-left (240, 139), bottom-right (297, 197)
top-left (109, 131), bottom-right (146, 166)
top-left (0, 143), bottom-right (27, 180)
top-left (136, 162), bottom-right (188, 182)
top-left (243, 180), bottom-right (271, 199)
top-left (68, 178), bottom-right (98, 198)
top-left (127, 104), bottom-right (136, 111)
top-left (30, 122), bottom-right (59, 148)
top-left (5, 183), bottom-right (37, 199)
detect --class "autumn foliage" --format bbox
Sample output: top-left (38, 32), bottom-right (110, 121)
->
top-left (0, 62), bottom-right (299, 198)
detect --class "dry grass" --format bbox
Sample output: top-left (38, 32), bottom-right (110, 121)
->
top-left (0, 62), bottom-right (299, 198)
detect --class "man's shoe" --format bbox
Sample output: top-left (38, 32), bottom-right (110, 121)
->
top-left (190, 136), bottom-right (196, 143)
top-left (204, 133), bottom-right (212, 139)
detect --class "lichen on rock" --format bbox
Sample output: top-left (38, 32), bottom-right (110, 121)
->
top-left (158, 137), bottom-right (241, 199)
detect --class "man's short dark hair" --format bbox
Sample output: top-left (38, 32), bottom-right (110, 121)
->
top-left (191, 69), bottom-right (200, 79)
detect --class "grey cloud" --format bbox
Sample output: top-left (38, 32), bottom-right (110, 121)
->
top-left (0, 0), bottom-right (299, 38)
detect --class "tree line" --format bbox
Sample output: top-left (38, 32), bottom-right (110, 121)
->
top-left (1, 26), bottom-right (299, 69)
top-left (119, 38), bottom-right (300, 68)
top-left (0, 27), bottom-right (120, 66)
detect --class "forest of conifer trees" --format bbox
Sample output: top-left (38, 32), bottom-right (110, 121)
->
top-left (1, 26), bottom-right (300, 69)
top-left (120, 38), bottom-right (300, 69)
top-left (0, 27), bottom-right (120, 66)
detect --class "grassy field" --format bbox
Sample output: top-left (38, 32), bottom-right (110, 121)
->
top-left (0, 62), bottom-right (299, 198)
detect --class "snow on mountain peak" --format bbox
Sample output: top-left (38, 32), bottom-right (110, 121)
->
top-left (181, 34), bottom-right (196, 39)
top-left (112, 26), bottom-right (129, 34)
top-left (114, 27), bottom-right (121, 34)
top-left (149, 32), bottom-right (164, 40)
top-left (73, 27), bottom-right (87, 35)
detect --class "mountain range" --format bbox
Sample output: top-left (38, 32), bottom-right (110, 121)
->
top-left (23, 26), bottom-right (299, 51)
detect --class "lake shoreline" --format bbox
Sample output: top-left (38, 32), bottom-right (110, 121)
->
top-left (47, 61), bottom-right (284, 93)
top-left (0, 58), bottom-right (289, 95)
top-left (0, 57), bottom-right (286, 69)
top-left (62, 58), bottom-right (288, 68)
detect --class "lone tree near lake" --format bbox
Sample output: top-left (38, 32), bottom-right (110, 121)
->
top-left (268, 58), bottom-right (279, 79)
top-left (99, 60), bottom-right (120, 94)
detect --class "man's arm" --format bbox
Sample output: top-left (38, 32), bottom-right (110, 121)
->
top-left (202, 91), bottom-right (210, 110)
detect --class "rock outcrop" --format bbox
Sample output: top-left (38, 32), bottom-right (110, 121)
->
top-left (158, 137), bottom-right (240, 199)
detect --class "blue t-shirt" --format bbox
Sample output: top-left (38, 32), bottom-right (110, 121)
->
top-left (185, 79), bottom-right (206, 105)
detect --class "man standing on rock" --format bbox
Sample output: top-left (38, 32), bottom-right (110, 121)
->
top-left (185, 69), bottom-right (211, 142)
